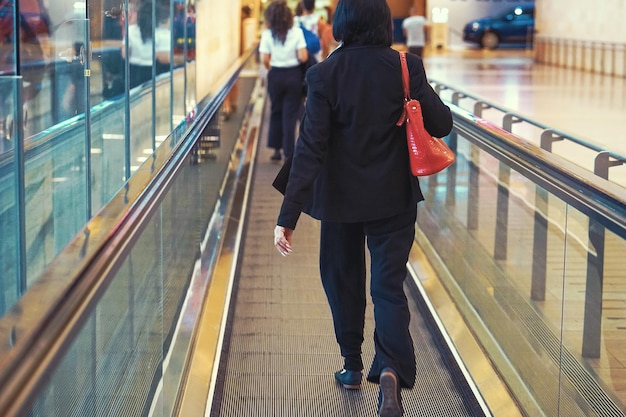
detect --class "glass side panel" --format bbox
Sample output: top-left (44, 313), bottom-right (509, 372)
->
top-left (96, 1), bottom-right (126, 104)
top-left (0, 0), bottom-right (198, 321)
top-left (155, 76), bottom-right (173, 141)
top-left (0, 77), bottom-right (20, 318)
top-left (0, 0), bottom-right (16, 80)
top-left (23, 102), bottom-right (243, 415)
top-left (417, 131), bottom-right (626, 415)
top-left (185, 58), bottom-right (196, 117)
top-left (180, 0), bottom-right (196, 118)
top-left (23, 17), bottom-right (90, 285)
top-left (127, 0), bottom-right (155, 177)
top-left (19, 0), bottom-right (53, 139)
top-left (561, 208), bottom-right (626, 413)
top-left (89, 1), bottom-right (128, 209)
top-left (89, 99), bottom-right (128, 210)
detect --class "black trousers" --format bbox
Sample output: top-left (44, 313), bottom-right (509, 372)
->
top-left (319, 208), bottom-right (417, 388)
top-left (266, 65), bottom-right (303, 159)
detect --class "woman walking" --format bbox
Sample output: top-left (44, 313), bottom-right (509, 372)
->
top-left (259, 1), bottom-right (308, 161)
top-left (273, 0), bottom-right (453, 415)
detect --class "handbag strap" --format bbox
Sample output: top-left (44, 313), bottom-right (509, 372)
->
top-left (396, 52), bottom-right (411, 126)
top-left (399, 52), bottom-right (410, 101)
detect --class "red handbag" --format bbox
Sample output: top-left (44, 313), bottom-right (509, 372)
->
top-left (396, 52), bottom-right (455, 176)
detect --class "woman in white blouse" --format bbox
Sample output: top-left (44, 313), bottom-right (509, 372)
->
top-left (122, 1), bottom-right (173, 88)
top-left (259, 0), bottom-right (308, 161)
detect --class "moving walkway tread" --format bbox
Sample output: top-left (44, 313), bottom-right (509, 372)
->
top-left (208, 101), bottom-right (487, 417)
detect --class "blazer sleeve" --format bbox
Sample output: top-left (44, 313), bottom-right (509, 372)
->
top-left (276, 66), bottom-right (330, 230)
top-left (409, 55), bottom-right (453, 138)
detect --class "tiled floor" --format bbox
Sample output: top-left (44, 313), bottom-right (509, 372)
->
top-left (421, 46), bottom-right (626, 188)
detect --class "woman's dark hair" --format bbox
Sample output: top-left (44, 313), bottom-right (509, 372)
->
top-left (138, 1), bottom-right (153, 43)
top-left (138, 1), bottom-right (170, 43)
top-left (303, 0), bottom-right (315, 12)
top-left (332, 0), bottom-right (392, 46)
top-left (264, 1), bottom-right (293, 44)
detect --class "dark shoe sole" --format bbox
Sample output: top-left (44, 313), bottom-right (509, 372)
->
top-left (338, 382), bottom-right (361, 390)
top-left (379, 370), bottom-right (402, 417)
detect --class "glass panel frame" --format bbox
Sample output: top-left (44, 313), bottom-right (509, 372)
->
top-left (417, 129), bottom-right (626, 415)
top-left (0, 76), bottom-right (22, 317)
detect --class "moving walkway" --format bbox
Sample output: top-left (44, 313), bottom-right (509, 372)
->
top-left (0, 51), bottom-right (624, 417)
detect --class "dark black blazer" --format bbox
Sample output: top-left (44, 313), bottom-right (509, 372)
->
top-left (277, 44), bottom-right (453, 229)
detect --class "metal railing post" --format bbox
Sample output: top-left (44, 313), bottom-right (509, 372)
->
top-left (473, 102), bottom-right (491, 119)
top-left (494, 164), bottom-right (510, 260)
top-left (540, 130), bottom-right (564, 152)
top-left (445, 131), bottom-right (458, 207)
top-left (530, 186), bottom-right (548, 301)
top-left (452, 92), bottom-right (467, 106)
top-left (594, 151), bottom-right (623, 180)
top-left (467, 144), bottom-right (480, 231)
top-left (582, 218), bottom-right (605, 358)
top-left (503, 113), bottom-right (522, 133)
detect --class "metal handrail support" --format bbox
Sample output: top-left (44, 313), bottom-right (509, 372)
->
top-left (595, 151), bottom-right (624, 180)
top-left (530, 186), bottom-right (548, 301)
top-left (467, 144), bottom-right (481, 231)
top-left (581, 152), bottom-right (625, 357)
top-left (503, 113), bottom-right (522, 133)
top-left (494, 163), bottom-right (511, 261)
top-left (473, 102), bottom-right (492, 118)
top-left (582, 218), bottom-right (605, 358)
top-left (540, 130), bottom-right (564, 152)
top-left (452, 91), bottom-right (468, 106)
top-left (434, 83), bottom-right (450, 96)
top-left (431, 79), bottom-right (626, 182)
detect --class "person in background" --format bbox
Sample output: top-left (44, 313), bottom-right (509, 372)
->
top-left (122, 1), bottom-right (177, 89)
top-left (295, 1), bottom-right (318, 39)
top-left (296, 0), bottom-right (321, 63)
top-left (317, 5), bottom-right (338, 60)
top-left (272, 0), bottom-right (452, 415)
top-left (259, 0), bottom-right (308, 162)
top-left (401, 7), bottom-right (428, 58)
top-left (223, 4), bottom-right (253, 120)
top-left (294, 1), bottom-right (303, 18)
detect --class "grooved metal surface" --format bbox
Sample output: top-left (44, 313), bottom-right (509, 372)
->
top-left (210, 104), bottom-right (483, 417)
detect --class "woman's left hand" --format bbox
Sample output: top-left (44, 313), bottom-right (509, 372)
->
top-left (274, 225), bottom-right (294, 256)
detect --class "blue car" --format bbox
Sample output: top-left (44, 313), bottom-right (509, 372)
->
top-left (463, 5), bottom-right (535, 49)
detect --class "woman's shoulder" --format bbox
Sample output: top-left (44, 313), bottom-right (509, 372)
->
top-left (300, 14), bottom-right (318, 29)
top-left (401, 50), bottom-right (425, 71)
top-left (288, 26), bottom-right (304, 36)
top-left (127, 24), bottom-right (140, 35)
top-left (286, 26), bottom-right (306, 43)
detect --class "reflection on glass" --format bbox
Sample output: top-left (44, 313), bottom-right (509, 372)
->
top-left (0, 0), bottom-right (197, 303)
top-left (123, 1), bottom-right (161, 88)
top-left (8, 0), bottom-right (51, 138)
top-left (0, 78), bottom-right (19, 318)
top-left (99, 3), bottom-right (125, 100)
top-left (417, 131), bottom-right (626, 415)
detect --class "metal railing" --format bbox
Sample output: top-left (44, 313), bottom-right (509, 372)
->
top-left (418, 100), bottom-right (626, 415)
top-left (0, 49), bottom-right (255, 417)
top-left (432, 79), bottom-right (626, 183)
top-left (534, 36), bottom-right (626, 77)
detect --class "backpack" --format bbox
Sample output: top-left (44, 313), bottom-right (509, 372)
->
top-left (299, 22), bottom-right (321, 55)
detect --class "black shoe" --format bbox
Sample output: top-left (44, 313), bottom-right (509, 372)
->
top-left (378, 368), bottom-right (402, 417)
top-left (270, 150), bottom-right (282, 161)
top-left (334, 368), bottom-right (362, 390)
